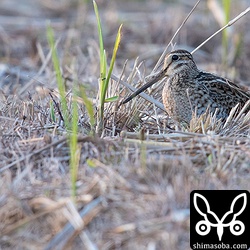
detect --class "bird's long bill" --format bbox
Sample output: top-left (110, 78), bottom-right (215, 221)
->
top-left (122, 70), bottom-right (164, 104)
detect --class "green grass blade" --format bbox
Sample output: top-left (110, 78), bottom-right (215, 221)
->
top-left (223, 0), bottom-right (231, 22)
top-left (105, 96), bottom-right (119, 103)
top-left (46, 24), bottom-right (69, 129)
top-left (50, 100), bottom-right (55, 123)
top-left (93, 0), bottom-right (106, 80)
top-left (69, 85), bottom-right (80, 198)
top-left (93, 1), bottom-right (122, 134)
top-left (79, 85), bottom-right (95, 133)
top-left (102, 24), bottom-right (123, 103)
top-left (99, 50), bottom-right (107, 105)
top-left (222, 0), bottom-right (231, 64)
top-left (93, 0), bottom-right (107, 134)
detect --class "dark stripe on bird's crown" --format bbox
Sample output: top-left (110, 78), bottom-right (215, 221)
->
top-left (169, 49), bottom-right (193, 59)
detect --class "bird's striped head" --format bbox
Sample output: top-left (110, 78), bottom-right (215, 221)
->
top-left (162, 50), bottom-right (197, 77)
top-left (122, 49), bottom-right (197, 104)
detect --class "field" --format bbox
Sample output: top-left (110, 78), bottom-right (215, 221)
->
top-left (0, 0), bottom-right (250, 249)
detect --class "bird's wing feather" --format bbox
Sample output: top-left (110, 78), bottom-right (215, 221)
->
top-left (197, 71), bottom-right (250, 102)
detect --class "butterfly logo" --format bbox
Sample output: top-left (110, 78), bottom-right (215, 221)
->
top-left (193, 193), bottom-right (247, 241)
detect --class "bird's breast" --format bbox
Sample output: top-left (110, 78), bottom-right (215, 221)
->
top-left (162, 77), bottom-right (194, 122)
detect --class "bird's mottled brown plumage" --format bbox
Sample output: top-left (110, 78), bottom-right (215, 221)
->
top-left (122, 49), bottom-right (250, 123)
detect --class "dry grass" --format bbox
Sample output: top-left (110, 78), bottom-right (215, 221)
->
top-left (0, 0), bottom-right (250, 249)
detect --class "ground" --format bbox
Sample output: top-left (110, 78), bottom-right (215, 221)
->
top-left (0, 0), bottom-right (250, 249)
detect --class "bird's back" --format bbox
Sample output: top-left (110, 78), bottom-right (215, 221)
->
top-left (195, 71), bottom-right (250, 112)
top-left (163, 69), bottom-right (250, 122)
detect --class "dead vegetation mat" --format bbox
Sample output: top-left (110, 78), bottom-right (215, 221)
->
top-left (0, 0), bottom-right (250, 249)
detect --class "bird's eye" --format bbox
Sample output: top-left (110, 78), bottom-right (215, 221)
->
top-left (172, 55), bottom-right (179, 61)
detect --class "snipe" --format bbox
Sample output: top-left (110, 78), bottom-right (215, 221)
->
top-left (122, 50), bottom-right (250, 123)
